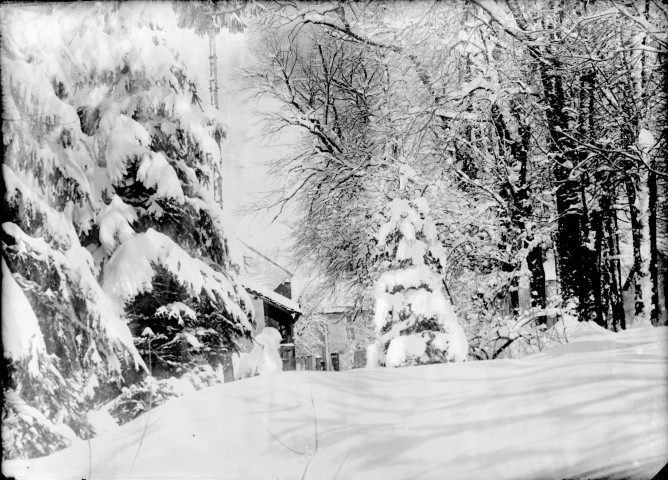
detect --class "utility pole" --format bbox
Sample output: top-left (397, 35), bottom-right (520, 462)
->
top-left (322, 322), bottom-right (332, 371)
top-left (208, 28), bottom-right (223, 210)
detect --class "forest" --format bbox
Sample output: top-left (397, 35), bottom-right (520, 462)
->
top-left (1, 0), bottom-right (666, 473)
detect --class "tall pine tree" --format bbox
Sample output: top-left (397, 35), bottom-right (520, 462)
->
top-left (2, 3), bottom-right (253, 457)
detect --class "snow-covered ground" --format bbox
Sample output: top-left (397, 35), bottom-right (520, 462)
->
top-left (4, 325), bottom-right (667, 480)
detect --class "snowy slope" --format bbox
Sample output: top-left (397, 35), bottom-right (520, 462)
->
top-left (4, 326), bottom-right (667, 480)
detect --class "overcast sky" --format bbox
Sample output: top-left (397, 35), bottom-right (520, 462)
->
top-left (154, 6), bottom-right (308, 294)
top-left (158, 10), bottom-right (296, 247)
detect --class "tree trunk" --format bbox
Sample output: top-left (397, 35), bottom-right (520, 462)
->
top-left (208, 30), bottom-right (224, 209)
top-left (506, 0), bottom-right (594, 320)
top-left (208, 31), bottom-right (219, 109)
top-left (608, 204), bottom-right (625, 330)
top-left (322, 323), bottom-right (332, 371)
top-left (593, 210), bottom-right (606, 327)
top-left (648, 152), bottom-right (660, 325)
top-left (626, 178), bottom-right (646, 318)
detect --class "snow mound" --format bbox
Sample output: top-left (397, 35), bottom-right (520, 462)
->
top-left (5, 327), bottom-right (666, 480)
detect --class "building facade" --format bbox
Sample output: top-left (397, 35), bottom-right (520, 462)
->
top-left (296, 309), bottom-right (372, 371)
top-left (233, 239), bottom-right (301, 375)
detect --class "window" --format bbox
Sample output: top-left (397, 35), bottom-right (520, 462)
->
top-left (345, 324), bottom-right (355, 342)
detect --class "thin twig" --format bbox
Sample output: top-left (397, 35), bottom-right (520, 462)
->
top-left (127, 399), bottom-right (152, 478)
top-left (300, 457), bottom-right (313, 480)
top-left (128, 339), bottom-right (153, 478)
top-left (255, 420), bottom-right (305, 455)
top-left (87, 437), bottom-right (92, 480)
top-left (332, 451), bottom-right (351, 480)
top-left (300, 393), bottom-right (320, 480)
top-left (311, 393), bottom-right (318, 452)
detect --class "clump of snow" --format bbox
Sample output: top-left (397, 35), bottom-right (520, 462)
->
top-left (101, 113), bottom-right (151, 182)
top-left (136, 152), bottom-right (185, 203)
top-left (255, 327), bottom-right (284, 375)
top-left (233, 327), bottom-right (284, 378)
top-left (385, 334), bottom-right (427, 367)
top-left (233, 349), bottom-right (263, 380)
top-left (86, 408), bottom-right (120, 437)
top-left (1, 259), bottom-right (46, 368)
top-left (98, 195), bottom-right (137, 253)
top-left (557, 313), bottom-right (612, 340)
top-left (155, 302), bottom-right (197, 326)
top-left (638, 128), bottom-right (655, 151)
top-left (365, 343), bottom-right (380, 368)
top-left (432, 323), bottom-right (469, 362)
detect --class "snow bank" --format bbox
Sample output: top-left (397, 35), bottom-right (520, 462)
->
top-left (5, 326), bottom-right (665, 480)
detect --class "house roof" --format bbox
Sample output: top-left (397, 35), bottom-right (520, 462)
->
top-left (241, 278), bottom-right (302, 316)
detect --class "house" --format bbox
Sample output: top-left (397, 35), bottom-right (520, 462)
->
top-left (296, 306), bottom-right (372, 371)
top-left (236, 239), bottom-right (301, 372)
top-left (242, 278), bottom-right (301, 371)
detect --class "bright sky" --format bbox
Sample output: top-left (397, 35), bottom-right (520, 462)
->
top-left (142, 5), bottom-right (323, 300)
top-left (156, 6), bottom-right (298, 263)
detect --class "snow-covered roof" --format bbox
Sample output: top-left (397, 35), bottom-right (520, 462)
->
top-left (241, 278), bottom-right (301, 316)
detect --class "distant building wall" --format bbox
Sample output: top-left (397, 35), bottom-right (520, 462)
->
top-left (296, 311), bottom-right (369, 371)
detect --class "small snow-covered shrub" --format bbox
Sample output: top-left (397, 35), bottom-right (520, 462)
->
top-left (2, 404), bottom-right (69, 460)
top-left (1, 393), bottom-right (77, 460)
top-left (370, 192), bottom-right (469, 367)
top-left (108, 377), bottom-right (179, 425)
top-left (181, 364), bottom-right (225, 390)
top-left (106, 365), bottom-right (227, 425)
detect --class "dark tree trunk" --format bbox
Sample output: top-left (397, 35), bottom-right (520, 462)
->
top-left (625, 178), bottom-right (646, 317)
top-left (593, 210), bottom-right (606, 327)
top-left (648, 161), bottom-right (659, 325)
top-left (506, 0), bottom-right (595, 320)
top-left (607, 204), bottom-right (625, 330)
top-left (491, 101), bottom-right (546, 314)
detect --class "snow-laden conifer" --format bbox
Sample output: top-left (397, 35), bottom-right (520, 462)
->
top-left (1, 3), bottom-right (252, 457)
top-left (371, 166), bottom-right (468, 367)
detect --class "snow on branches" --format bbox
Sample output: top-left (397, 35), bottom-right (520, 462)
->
top-left (102, 228), bottom-right (253, 333)
top-left (371, 193), bottom-right (468, 367)
top-left (1, 2), bottom-right (251, 458)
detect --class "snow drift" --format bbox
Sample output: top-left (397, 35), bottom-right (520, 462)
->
top-left (3, 325), bottom-right (666, 480)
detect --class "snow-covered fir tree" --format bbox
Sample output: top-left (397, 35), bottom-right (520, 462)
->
top-left (370, 165), bottom-right (468, 367)
top-left (1, 3), bottom-right (253, 458)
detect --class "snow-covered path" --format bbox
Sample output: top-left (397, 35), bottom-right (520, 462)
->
top-left (4, 326), bottom-right (667, 479)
